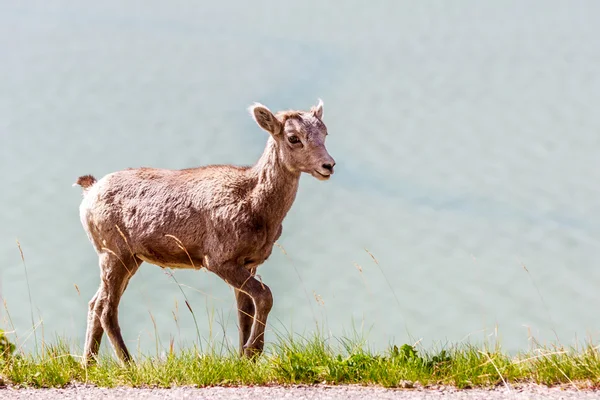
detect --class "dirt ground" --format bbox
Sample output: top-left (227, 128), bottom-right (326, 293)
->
top-left (0, 383), bottom-right (599, 400)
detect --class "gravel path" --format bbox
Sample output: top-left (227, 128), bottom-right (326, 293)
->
top-left (0, 384), bottom-right (598, 400)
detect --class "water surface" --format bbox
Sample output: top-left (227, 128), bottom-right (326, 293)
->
top-left (1, 1), bottom-right (600, 354)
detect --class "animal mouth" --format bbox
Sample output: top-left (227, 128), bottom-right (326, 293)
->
top-left (313, 170), bottom-right (331, 180)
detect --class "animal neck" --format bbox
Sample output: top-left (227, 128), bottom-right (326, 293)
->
top-left (249, 137), bottom-right (301, 221)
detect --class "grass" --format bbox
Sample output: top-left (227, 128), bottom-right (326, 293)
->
top-left (4, 243), bottom-right (600, 390)
top-left (2, 331), bottom-right (600, 389)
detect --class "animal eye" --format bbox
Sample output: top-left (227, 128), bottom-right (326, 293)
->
top-left (288, 135), bottom-right (300, 144)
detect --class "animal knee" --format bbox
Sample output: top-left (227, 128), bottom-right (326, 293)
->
top-left (100, 306), bottom-right (117, 328)
top-left (88, 298), bottom-right (96, 313)
top-left (89, 295), bottom-right (105, 316)
top-left (254, 286), bottom-right (273, 313)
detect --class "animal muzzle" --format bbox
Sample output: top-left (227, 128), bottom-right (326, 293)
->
top-left (313, 155), bottom-right (336, 180)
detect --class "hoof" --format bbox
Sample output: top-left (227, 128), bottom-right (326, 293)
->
top-left (242, 345), bottom-right (262, 360)
top-left (81, 356), bottom-right (97, 368)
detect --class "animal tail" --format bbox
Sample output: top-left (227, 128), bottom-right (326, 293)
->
top-left (73, 174), bottom-right (97, 194)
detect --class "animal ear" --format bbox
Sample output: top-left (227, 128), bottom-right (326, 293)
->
top-left (249, 103), bottom-right (282, 135)
top-left (312, 98), bottom-right (324, 119)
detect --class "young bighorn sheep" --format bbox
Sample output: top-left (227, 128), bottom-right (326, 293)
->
top-left (75, 100), bottom-right (335, 364)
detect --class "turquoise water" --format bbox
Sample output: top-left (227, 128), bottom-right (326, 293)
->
top-left (2, 1), bottom-right (600, 355)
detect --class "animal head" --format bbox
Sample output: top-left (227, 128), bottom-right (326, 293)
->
top-left (249, 99), bottom-right (335, 180)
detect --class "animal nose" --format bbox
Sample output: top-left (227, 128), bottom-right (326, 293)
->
top-left (322, 162), bottom-right (335, 172)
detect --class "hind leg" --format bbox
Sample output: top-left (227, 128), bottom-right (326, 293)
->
top-left (86, 253), bottom-right (139, 363)
top-left (83, 286), bottom-right (104, 364)
top-left (100, 253), bottom-right (139, 362)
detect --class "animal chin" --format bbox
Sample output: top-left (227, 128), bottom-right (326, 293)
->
top-left (312, 170), bottom-right (331, 181)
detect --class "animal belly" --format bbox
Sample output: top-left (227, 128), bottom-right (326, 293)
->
top-left (137, 254), bottom-right (204, 270)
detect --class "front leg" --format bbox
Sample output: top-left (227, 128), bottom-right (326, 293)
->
top-left (234, 288), bottom-right (255, 356)
top-left (210, 262), bottom-right (273, 357)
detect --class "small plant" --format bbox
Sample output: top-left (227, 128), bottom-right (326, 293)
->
top-left (0, 329), bottom-right (16, 360)
top-left (390, 344), bottom-right (420, 362)
top-left (427, 349), bottom-right (452, 371)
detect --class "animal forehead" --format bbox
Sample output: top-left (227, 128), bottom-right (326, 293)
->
top-left (284, 114), bottom-right (326, 134)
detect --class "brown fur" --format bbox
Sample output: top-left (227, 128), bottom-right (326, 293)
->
top-left (75, 100), bottom-right (335, 364)
top-left (75, 175), bottom-right (97, 189)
